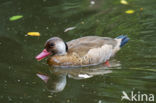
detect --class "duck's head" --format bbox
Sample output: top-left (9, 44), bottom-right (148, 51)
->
top-left (36, 37), bottom-right (68, 61)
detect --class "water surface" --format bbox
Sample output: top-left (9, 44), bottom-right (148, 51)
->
top-left (0, 0), bottom-right (156, 103)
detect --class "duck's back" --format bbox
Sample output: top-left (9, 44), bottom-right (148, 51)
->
top-left (67, 36), bottom-right (117, 57)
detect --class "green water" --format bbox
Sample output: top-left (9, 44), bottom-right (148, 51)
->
top-left (0, 0), bottom-right (156, 103)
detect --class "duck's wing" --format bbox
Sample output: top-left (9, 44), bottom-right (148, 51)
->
top-left (67, 36), bottom-right (118, 63)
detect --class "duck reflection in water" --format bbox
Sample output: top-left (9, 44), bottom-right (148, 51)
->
top-left (37, 72), bottom-right (67, 93)
top-left (36, 60), bottom-right (120, 93)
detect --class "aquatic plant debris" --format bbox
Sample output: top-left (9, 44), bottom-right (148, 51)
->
top-left (120, 0), bottom-right (128, 5)
top-left (9, 15), bottom-right (23, 21)
top-left (64, 27), bottom-right (76, 32)
top-left (90, 1), bottom-right (95, 5)
top-left (27, 32), bottom-right (40, 36)
top-left (125, 10), bottom-right (135, 14)
top-left (140, 8), bottom-right (143, 11)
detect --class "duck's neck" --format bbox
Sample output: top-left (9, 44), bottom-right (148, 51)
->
top-left (55, 41), bottom-right (68, 55)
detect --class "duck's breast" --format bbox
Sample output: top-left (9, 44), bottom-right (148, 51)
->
top-left (47, 53), bottom-right (83, 67)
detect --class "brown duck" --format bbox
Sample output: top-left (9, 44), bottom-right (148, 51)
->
top-left (36, 35), bottom-right (129, 67)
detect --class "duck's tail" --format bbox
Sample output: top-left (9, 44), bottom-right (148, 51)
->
top-left (116, 35), bottom-right (130, 47)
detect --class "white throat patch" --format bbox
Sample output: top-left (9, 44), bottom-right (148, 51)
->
top-left (56, 41), bottom-right (66, 55)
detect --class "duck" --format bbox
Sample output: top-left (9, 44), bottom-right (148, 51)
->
top-left (36, 35), bottom-right (129, 67)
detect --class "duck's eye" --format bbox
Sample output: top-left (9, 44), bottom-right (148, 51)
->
top-left (50, 43), bottom-right (54, 47)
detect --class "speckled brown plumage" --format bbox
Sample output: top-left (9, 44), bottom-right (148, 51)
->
top-left (47, 36), bottom-right (120, 67)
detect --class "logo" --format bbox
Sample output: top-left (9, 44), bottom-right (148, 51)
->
top-left (121, 91), bottom-right (155, 102)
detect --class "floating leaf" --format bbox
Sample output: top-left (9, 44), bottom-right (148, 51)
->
top-left (81, 21), bottom-right (84, 24)
top-left (48, 95), bottom-right (53, 98)
top-left (9, 15), bottom-right (23, 21)
top-left (120, 0), bottom-right (128, 5)
top-left (64, 26), bottom-right (76, 32)
top-left (90, 1), bottom-right (95, 5)
top-left (140, 8), bottom-right (143, 11)
top-left (27, 32), bottom-right (40, 36)
top-left (125, 10), bottom-right (135, 14)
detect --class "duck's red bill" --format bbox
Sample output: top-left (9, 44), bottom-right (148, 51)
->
top-left (35, 49), bottom-right (51, 61)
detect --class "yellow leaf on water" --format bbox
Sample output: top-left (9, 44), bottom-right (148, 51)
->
top-left (120, 0), bottom-right (128, 5)
top-left (27, 32), bottom-right (40, 36)
top-left (125, 10), bottom-right (135, 14)
top-left (140, 8), bottom-right (143, 11)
